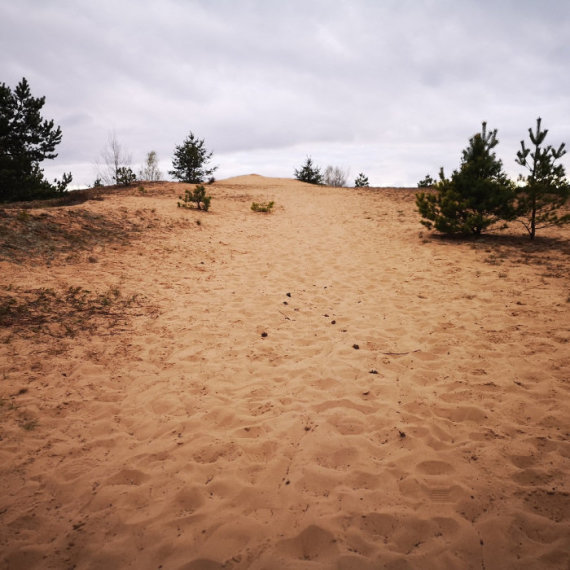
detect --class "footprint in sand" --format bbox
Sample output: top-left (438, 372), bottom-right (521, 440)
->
top-left (276, 524), bottom-right (339, 561)
top-left (416, 460), bottom-right (455, 476)
top-left (105, 468), bottom-right (149, 486)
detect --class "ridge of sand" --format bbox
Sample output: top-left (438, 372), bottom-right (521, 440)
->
top-left (1, 176), bottom-right (569, 569)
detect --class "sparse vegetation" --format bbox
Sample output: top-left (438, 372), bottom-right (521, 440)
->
top-left (178, 184), bottom-right (212, 211)
top-left (0, 205), bottom-right (158, 264)
top-left (20, 419), bottom-right (38, 431)
top-left (251, 201), bottom-right (274, 213)
top-left (0, 285), bottom-right (141, 339)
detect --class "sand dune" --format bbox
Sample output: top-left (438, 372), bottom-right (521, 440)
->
top-left (1, 175), bottom-right (568, 569)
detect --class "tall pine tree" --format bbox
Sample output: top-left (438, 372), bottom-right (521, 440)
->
top-left (416, 122), bottom-right (515, 235)
top-left (515, 117), bottom-right (569, 239)
top-left (0, 77), bottom-right (71, 201)
top-left (169, 132), bottom-right (217, 184)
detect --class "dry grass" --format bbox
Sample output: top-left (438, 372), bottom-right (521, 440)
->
top-left (0, 285), bottom-right (144, 340)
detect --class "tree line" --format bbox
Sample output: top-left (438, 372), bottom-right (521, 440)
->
top-left (0, 77), bottom-right (219, 201)
top-left (294, 123), bottom-right (569, 239)
top-left (293, 157), bottom-right (370, 188)
top-left (1, 77), bottom-right (568, 239)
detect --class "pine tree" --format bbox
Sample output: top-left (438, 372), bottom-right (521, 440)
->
top-left (416, 122), bottom-right (515, 235)
top-left (178, 184), bottom-right (212, 211)
top-left (294, 156), bottom-right (323, 185)
top-left (515, 118), bottom-right (569, 239)
top-left (354, 173), bottom-right (370, 188)
top-left (169, 132), bottom-right (217, 184)
top-left (0, 77), bottom-right (71, 201)
top-left (114, 166), bottom-right (137, 186)
top-left (417, 174), bottom-right (436, 188)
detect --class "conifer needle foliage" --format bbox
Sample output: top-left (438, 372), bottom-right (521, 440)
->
top-left (416, 122), bottom-right (515, 235)
top-left (0, 78), bottom-right (72, 201)
top-left (515, 117), bottom-right (569, 239)
top-left (178, 184), bottom-right (212, 211)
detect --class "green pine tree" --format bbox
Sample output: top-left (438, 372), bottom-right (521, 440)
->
top-left (417, 174), bottom-right (436, 188)
top-left (416, 122), bottom-right (515, 235)
top-left (354, 173), bottom-right (370, 187)
top-left (294, 156), bottom-right (323, 185)
top-left (515, 117), bottom-right (569, 239)
top-left (169, 132), bottom-right (217, 184)
top-left (178, 184), bottom-right (212, 211)
top-left (0, 77), bottom-right (72, 201)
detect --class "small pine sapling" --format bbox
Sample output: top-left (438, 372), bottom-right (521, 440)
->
top-left (354, 173), bottom-right (370, 187)
top-left (114, 166), bottom-right (137, 186)
top-left (178, 184), bottom-right (212, 211)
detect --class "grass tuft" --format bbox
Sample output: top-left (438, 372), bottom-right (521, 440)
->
top-left (251, 201), bottom-right (275, 213)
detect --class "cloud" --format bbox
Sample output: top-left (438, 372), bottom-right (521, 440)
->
top-left (1, 0), bottom-right (569, 187)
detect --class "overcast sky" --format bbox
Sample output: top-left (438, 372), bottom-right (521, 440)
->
top-left (1, 0), bottom-right (569, 187)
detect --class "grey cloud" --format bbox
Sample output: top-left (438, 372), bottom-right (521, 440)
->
top-left (1, 0), bottom-right (569, 187)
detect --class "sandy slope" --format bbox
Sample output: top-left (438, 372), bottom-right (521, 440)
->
top-left (0, 175), bottom-right (568, 570)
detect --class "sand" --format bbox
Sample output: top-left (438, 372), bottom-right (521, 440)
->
top-left (0, 175), bottom-right (568, 569)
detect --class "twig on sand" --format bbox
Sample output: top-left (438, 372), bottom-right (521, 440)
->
top-left (380, 349), bottom-right (421, 356)
top-left (279, 311), bottom-right (294, 321)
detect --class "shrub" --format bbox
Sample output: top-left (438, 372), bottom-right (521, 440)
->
top-left (323, 165), bottom-right (349, 187)
top-left (178, 184), bottom-right (212, 211)
top-left (251, 201), bottom-right (274, 213)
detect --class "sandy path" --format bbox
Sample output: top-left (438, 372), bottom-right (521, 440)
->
top-left (1, 175), bottom-right (568, 569)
